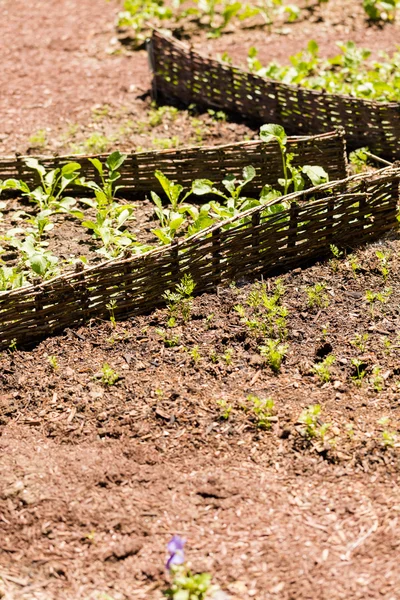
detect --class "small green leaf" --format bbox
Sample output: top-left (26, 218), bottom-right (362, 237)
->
top-left (24, 158), bottom-right (46, 177)
top-left (192, 179), bottom-right (214, 195)
top-left (260, 124), bottom-right (287, 145)
top-left (61, 162), bottom-right (81, 175)
top-left (302, 165), bottom-right (329, 186)
top-left (242, 165), bottom-right (256, 185)
top-left (151, 191), bottom-right (163, 209)
top-left (106, 151), bottom-right (127, 173)
top-left (29, 253), bottom-right (48, 275)
top-left (88, 158), bottom-right (103, 176)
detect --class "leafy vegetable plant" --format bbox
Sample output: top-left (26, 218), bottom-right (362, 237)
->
top-left (247, 39), bottom-right (400, 102)
top-left (363, 0), bottom-right (399, 22)
top-left (1, 158), bottom-right (80, 213)
top-left (260, 124), bottom-right (329, 195)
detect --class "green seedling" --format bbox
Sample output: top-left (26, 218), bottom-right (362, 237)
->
top-left (165, 569), bottom-right (214, 600)
top-left (349, 257), bottom-right (361, 278)
top-left (163, 274), bottom-right (196, 323)
top-left (156, 328), bottom-right (181, 348)
top-left (259, 339), bottom-right (288, 372)
top-left (259, 124), bottom-right (329, 196)
top-left (363, 0), bottom-right (399, 22)
top-left (305, 282), bottom-right (329, 309)
top-left (244, 279), bottom-right (288, 340)
top-left (8, 234), bottom-right (59, 280)
top-left (101, 363), bottom-right (120, 385)
top-left (28, 129), bottom-right (47, 148)
top-left (365, 287), bottom-right (392, 316)
top-left (313, 354), bottom-right (336, 383)
top-left (150, 170), bottom-right (211, 244)
top-left (234, 304), bottom-right (246, 318)
top-left (371, 366), bottom-right (384, 392)
top-left (189, 345), bottom-right (201, 363)
top-left (376, 250), bottom-right (391, 282)
top-left (321, 324), bottom-right (329, 340)
top-left (9, 338), bottom-right (17, 352)
top-left (351, 333), bottom-right (369, 353)
top-left (247, 394), bottom-right (275, 429)
top-left (48, 355), bottom-right (59, 371)
top-left (106, 299), bottom-right (117, 328)
top-left (223, 348), bottom-right (234, 365)
top-left (351, 358), bottom-right (367, 386)
top-left (210, 349), bottom-right (219, 363)
top-left (329, 244), bottom-right (343, 272)
top-left (1, 158), bottom-right (80, 213)
top-left (83, 133), bottom-right (112, 153)
top-left (382, 336), bottom-right (392, 355)
top-left (216, 399), bottom-right (232, 420)
top-left (382, 430), bottom-right (397, 448)
top-left (345, 423), bottom-right (355, 439)
top-left (298, 404), bottom-right (330, 440)
top-left (205, 313), bottom-right (214, 329)
top-left (78, 150), bottom-right (127, 206)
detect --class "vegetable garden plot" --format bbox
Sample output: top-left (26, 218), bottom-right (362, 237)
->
top-left (0, 131), bottom-right (347, 199)
top-left (149, 31), bottom-right (400, 161)
top-left (0, 167), bottom-right (398, 351)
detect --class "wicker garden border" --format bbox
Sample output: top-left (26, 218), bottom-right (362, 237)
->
top-left (0, 130), bottom-right (347, 199)
top-left (0, 167), bottom-right (398, 351)
top-left (148, 31), bottom-right (400, 161)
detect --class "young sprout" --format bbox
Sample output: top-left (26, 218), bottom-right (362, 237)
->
top-left (210, 349), bottom-right (219, 363)
top-left (163, 274), bottom-right (196, 324)
top-left (259, 339), bottom-right (288, 372)
top-left (216, 399), bottom-right (232, 420)
top-left (378, 417), bottom-right (397, 448)
top-left (365, 288), bottom-right (392, 317)
top-left (351, 333), bottom-right (369, 353)
top-left (156, 329), bottom-right (180, 348)
top-left (233, 304), bottom-right (246, 318)
top-left (189, 345), bottom-right (201, 363)
top-left (247, 394), bottom-right (275, 429)
top-left (313, 354), bottom-right (336, 383)
top-left (371, 366), bottom-right (384, 392)
top-left (106, 299), bottom-right (117, 328)
top-left (298, 404), bottom-right (330, 440)
top-left (382, 430), bottom-right (397, 448)
top-left (223, 348), bottom-right (234, 365)
top-left (351, 358), bottom-right (367, 387)
top-left (329, 244), bottom-right (343, 272)
top-left (48, 355), bottom-right (59, 371)
top-left (382, 336), bottom-right (392, 355)
top-left (376, 250), bottom-right (391, 282)
top-left (349, 257), bottom-right (361, 278)
top-left (164, 534), bottom-right (217, 599)
top-left (305, 282), bottom-right (329, 309)
top-left (101, 363), bottom-right (119, 386)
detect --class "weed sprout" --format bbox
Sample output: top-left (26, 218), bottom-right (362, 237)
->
top-left (298, 404), bottom-right (330, 441)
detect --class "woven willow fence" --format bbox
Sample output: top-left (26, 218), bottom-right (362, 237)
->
top-left (0, 131), bottom-right (347, 198)
top-left (0, 167), bottom-right (398, 350)
top-left (148, 31), bottom-right (400, 161)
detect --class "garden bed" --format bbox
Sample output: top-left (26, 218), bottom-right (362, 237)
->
top-left (0, 166), bottom-right (399, 351)
top-left (149, 31), bottom-right (400, 160)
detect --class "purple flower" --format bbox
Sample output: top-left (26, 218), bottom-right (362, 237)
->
top-left (166, 535), bottom-right (186, 570)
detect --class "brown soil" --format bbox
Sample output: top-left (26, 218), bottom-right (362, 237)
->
top-left (1, 2), bottom-right (400, 600)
